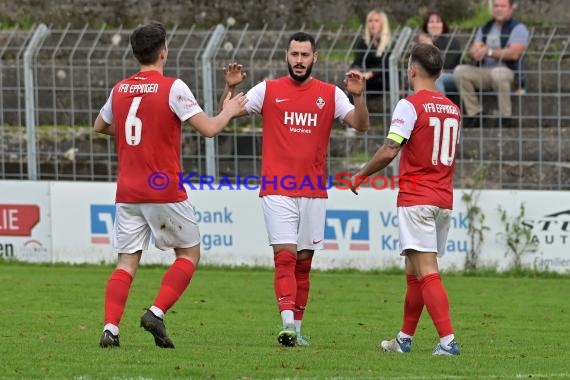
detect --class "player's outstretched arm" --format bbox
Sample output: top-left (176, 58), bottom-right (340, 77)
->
top-left (218, 62), bottom-right (248, 116)
top-left (350, 138), bottom-right (401, 194)
top-left (93, 114), bottom-right (115, 136)
top-left (187, 91), bottom-right (248, 138)
top-left (343, 71), bottom-right (369, 132)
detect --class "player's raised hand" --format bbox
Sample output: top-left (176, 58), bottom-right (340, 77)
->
top-left (344, 70), bottom-right (366, 97)
top-left (349, 173), bottom-right (366, 195)
top-left (350, 181), bottom-right (359, 195)
top-left (222, 91), bottom-right (248, 116)
top-left (223, 62), bottom-right (247, 87)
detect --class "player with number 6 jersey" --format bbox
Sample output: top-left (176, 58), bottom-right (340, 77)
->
top-left (107, 72), bottom-right (195, 203)
top-left (93, 22), bottom-right (247, 350)
top-left (350, 43), bottom-right (461, 356)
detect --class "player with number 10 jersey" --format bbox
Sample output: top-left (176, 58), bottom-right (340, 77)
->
top-left (389, 87), bottom-right (460, 209)
top-left (350, 43), bottom-right (462, 356)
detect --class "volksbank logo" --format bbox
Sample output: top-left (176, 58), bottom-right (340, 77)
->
top-left (90, 205), bottom-right (115, 244)
top-left (324, 210), bottom-right (370, 251)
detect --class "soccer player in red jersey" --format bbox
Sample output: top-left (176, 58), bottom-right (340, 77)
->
top-left (221, 32), bottom-right (370, 346)
top-left (93, 22), bottom-right (247, 348)
top-left (351, 43), bottom-right (461, 356)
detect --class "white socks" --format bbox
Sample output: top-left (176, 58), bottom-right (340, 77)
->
top-left (150, 306), bottom-right (164, 319)
top-left (397, 331), bottom-right (454, 347)
top-left (280, 310), bottom-right (294, 327)
top-left (440, 334), bottom-right (455, 347)
top-left (103, 323), bottom-right (119, 336)
top-left (294, 320), bottom-right (302, 335)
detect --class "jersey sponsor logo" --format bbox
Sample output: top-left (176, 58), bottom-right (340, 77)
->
top-left (176, 94), bottom-right (198, 110)
top-left (391, 118), bottom-right (405, 126)
top-left (324, 210), bottom-right (370, 251)
top-left (0, 204), bottom-right (40, 237)
top-left (284, 112), bottom-right (318, 127)
top-left (275, 98), bottom-right (289, 103)
top-left (90, 205), bottom-right (115, 244)
top-left (316, 96), bottom-right (325, 109)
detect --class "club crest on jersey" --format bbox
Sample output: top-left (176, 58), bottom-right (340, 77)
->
top-left (316, 96), bottom-right (325, 109)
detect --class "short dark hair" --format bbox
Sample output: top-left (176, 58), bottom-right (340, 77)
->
top-left (130, 22), bottom-right (166, 65)
top-left (287, 32), bottom-right (316, 51)
top-left (410, 43), bottom-right (443, 78)
top-left (422, 10), bottom-right (450, 34)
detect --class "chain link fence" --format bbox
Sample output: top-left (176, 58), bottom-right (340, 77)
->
top-left (1, 24), bottom-right (569, 189)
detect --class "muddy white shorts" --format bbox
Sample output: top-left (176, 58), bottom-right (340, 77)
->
top-left (113, 199), bottom-right (200, 253)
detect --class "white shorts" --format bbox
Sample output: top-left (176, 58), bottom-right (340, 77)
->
top-left (397, 205), bottom-right (451, 257)
top-left (113, 199), bottom-right (200, 253)
top-left (261, 195), bottom-right (326, 251)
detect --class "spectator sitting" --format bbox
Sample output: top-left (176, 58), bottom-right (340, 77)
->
top-left (350, 9), bottom-right (392, 97)
top-left (453, 0), bottom-right (529, 127)
top-left (417, 10), bottom-right (461, 95)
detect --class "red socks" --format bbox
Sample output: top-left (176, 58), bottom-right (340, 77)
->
top-left (401, 274), bottom-right (424, 336)
top-left (274, 250), bottom-right (297, 312)
top-left (274, 252), bottom-right (313, 319)
top-left (420, 273), bottom-right (454, 337)
top-left (294, 257), bottom-right (312, 320)
top-left (104, 269), bottom-right (133, 326)
top-left (104, 259), bottom-right (195, 327)
top-left (153, 258), bottom-right (196, 313)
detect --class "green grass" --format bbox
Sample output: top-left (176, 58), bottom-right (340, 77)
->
top-left (455, 4), bottom-right (492, 29)
top-left (0, 18), bottom-right (35, 30)
top-left (1, 262), bottom-right (569, 379)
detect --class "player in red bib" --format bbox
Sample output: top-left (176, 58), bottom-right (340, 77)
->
top-left (351, 43), bottom-right (461, 356)
top-left (222, 32), bottom-right (370, 346)
top-left (94, 22), bottom-right (247, 349)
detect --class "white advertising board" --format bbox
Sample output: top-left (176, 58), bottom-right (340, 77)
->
top-left (1, 180), bottom-right (568, 273)
top-left (0, 180), bottom-right (51, 262)
top-left (323, 188), bottom-right (570, 272)
top-left (469, 190), bottom-right (570, 271)
top-left (49, 182), bottom-right (269, 266)
top-left (51, 181), bottom-right (185, 265)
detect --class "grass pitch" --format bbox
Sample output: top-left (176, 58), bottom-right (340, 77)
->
top-left (1, 262), bottom-right (569, 379)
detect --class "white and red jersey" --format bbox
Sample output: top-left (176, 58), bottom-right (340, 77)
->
top-left (388, 90), bottom-right (461, 209)
top-left (245, 76), bottom-right (354, 197)
top-left (100, 70), bottom-right (203, 203)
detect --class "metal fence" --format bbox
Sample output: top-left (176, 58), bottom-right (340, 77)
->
top-left (1, 23), bottom-right (569, 189)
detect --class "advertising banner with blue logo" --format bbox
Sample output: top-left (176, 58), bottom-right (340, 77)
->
top-left (1, 181), bottom-right (569, 272)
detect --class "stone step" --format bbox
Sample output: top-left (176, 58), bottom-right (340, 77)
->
top-left (2, 126), bottom-right (568, 162)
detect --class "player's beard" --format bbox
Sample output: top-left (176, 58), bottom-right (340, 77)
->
top-left (288, 62), bottom-right (313, 82)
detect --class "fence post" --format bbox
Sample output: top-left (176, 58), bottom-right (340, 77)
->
top-left (388, 26), bottom-right (412, 113)
top-left (24, 23), bottom-right (49, 180)
top-left (388, 26), bottom-right (412, 176)
top-left (202, 24), bottom-right (226, 178)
